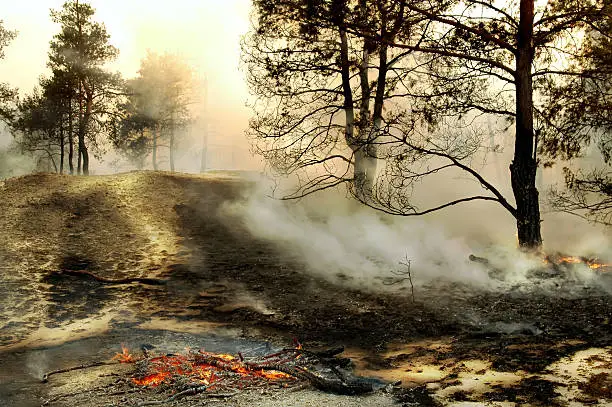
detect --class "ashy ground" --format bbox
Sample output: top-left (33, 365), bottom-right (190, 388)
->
top-left (0, 171), bottom-right (610, 406)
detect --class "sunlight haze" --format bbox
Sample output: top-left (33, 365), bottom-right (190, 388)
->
top-left (0, 0), bottom-right (253, 155)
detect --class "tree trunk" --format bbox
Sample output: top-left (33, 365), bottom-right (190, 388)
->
top-left (170, 128), bottom-right (175, 172)
top-left (511, 0), bottom-right (542, 249)
top-left (68, 96), bottom-right (74, 174)
top-left (339, 27), bottom-right (374, 199)
top-left (358, 42), bottom-right (371, 132)
top-left (82, 95), bottom-right (93, 175)
top-left (353, 40), bottom-right (377, 198)
top-left (152, 127), bottom-right (158, 170)
top-left (77, 83), bottom-right (83, 175)
top-left (76, 4), bottom-right (83, 175)
top-left (59, 114), bottom-right (65, 174)
top-left (77, 92), bottom-right (92, 176)
top-left (339, 28), bottom-right (355, 147)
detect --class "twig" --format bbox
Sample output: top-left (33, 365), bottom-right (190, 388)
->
top-left (137, 385), bottom-right (209, 406)
top-left (42, 361), bottom-right (121, 382)
top-left (383, 254), bottom-right (415, 302)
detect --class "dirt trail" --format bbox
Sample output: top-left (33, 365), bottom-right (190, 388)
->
top-left (0, 171), bottom-right (610, 406)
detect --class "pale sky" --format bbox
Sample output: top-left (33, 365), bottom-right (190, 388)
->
top-left (0, 0), bottom-right (253, 144)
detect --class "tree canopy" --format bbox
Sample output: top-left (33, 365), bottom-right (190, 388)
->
top-left (111, 51), bottom-right (197, 171)
top-left (244, 0), bottom-right (611, 249)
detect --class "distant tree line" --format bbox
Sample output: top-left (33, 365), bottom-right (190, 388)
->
top-left (242, 0), bottom-right (611, 249)
top-left (2, 0), bottom-right (197, 176)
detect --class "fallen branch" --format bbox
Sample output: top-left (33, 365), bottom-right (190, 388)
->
top-left (42, 361), bottom-right (121, 382)
top-left (259, 364), bottom-right (373, 395)
top-left (53, 269), bottom-right (167, 286)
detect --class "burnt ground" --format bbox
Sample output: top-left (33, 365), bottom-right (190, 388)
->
top-left (0, 171), bottom-right (610, 406)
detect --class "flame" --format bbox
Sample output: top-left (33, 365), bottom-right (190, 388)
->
top-left (543, 255), bottom-right (609, 270)
top-left (113, 344), bottom-right (136, 363)
top-left (132, 371), bottom-right (172, 386)
top-left (125, 347), bottom-right (293, 388)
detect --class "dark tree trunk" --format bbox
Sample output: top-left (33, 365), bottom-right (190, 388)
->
top-left (340, 27), bottom-right (373, 199)
top-left (81, 95), bottom-right (92, 176)
top-left (77, 84), bottom-right (83, 175)
top-left (68, 96), bottom-right (74, 174)
top-left (511, 0), bottom-right (542, 249)
top-left (59, 114), bottom-right (65, 174)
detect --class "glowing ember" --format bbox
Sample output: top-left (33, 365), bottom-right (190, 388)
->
top-left (543, 255), bottom-right (609, 270)
top-left (118, 346), bottom-right (295, 388)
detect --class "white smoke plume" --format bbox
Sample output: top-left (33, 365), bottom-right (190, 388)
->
top-left (225, 174), bottom-right (612, 295)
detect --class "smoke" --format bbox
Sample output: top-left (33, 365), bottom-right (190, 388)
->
top-left (224, 174), bottom-right (612, 295)
top-left (25, 349), bottom-right (49, 381)
top-left (0, 135), bottom-right (36, 180)
top-left (225, 178), bottom-right (490, 289)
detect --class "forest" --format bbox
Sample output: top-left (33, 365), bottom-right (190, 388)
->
top-left (0, 1), bottom-right (610, 406)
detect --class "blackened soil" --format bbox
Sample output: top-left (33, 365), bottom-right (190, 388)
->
top-left (0, 172), bottom-right (610, 406)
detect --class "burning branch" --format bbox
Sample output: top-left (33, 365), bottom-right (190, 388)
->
top-left (42, 343), bottom-right (376, 404)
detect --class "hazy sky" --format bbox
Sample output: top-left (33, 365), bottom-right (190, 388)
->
top-left (0, 0), bottom-right (253, 142)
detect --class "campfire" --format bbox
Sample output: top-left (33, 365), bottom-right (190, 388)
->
top-left (42, 342), bottom-right (378, 405)
top-left (114, 344), bottom-right (297, 389)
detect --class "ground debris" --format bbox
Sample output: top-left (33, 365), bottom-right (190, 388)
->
top-left (483, 376), bottom-right (564, 406)
top-left (577, 372), bottom-right (612, 402)
top-left (395, 385), bottom-right (442, 407)
top-left (39, 343), bottom-right (379, 406)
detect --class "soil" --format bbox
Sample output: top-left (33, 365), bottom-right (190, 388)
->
top-left (0, 171), bottom-right (610, 406)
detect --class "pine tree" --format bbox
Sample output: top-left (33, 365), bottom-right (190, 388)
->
top-left (48, 0), bottom-right (120, 175)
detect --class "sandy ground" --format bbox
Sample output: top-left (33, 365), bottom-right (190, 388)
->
top-left (0, 171), bottom-right (610, 406)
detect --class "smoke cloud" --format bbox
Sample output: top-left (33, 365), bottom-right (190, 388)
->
top-left (225, 173), bottom-right (612, 295)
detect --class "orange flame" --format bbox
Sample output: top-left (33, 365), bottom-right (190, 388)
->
top-left (543, 255), bottom-right (609, 270)
top-left (132, 371), bottom-right (172, 386)
top-left (113, 344), bottom-right (136, 363)
top-left (126, 348), bottom-right (295, 388)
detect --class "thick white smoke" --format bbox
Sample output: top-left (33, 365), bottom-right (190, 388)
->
top-left (224, 174), bottom-right (611, 295)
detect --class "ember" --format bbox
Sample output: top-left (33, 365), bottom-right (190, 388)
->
top-left (543, 254), bottom-right (610, 270)
top-left (122, 347), bottom-right (295, 389)
top-left (110, 343), bottom-right (376, 403)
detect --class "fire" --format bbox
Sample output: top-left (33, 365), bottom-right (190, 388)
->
top-left (132, 371), bottom-right (172, 386)
top-left (543, 255), bottom-right (610, 270)
top-left (117, 346), bottom-right (294, 388)
top-left (113, 344), bottom-right (136, 363)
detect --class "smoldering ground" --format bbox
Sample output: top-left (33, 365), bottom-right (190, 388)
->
top-left (0, 171), bottom-right (609, 407)
top-left (225, 171), bottom-right (612, 296)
